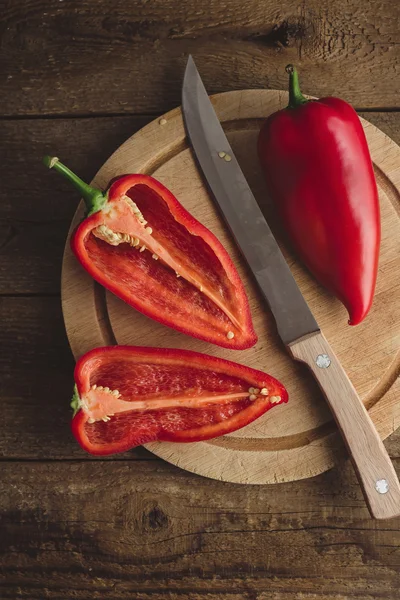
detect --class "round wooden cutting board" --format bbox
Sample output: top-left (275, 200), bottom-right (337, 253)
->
top-left (62, 90), bottom-right (400, 484)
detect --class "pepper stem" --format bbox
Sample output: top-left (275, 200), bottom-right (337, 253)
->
top-left (43, 156), bottom-right (107, 216)
top-left (286, 64), bottom-right (308, 109)
top-left (71, 384), bottom-right (81, 417)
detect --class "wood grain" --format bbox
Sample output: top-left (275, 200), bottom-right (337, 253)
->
top-left (0, 112), bottom-right (398, 294)
top-left (61, 90), bottom-right (400, 484)
top-left (290, 331), bottom-right (400, 519)
top-left (1, 460), bottom-right (400, 599)
top-left (1, 0), bottom-right (399, 116)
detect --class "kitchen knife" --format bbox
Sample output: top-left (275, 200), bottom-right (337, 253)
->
top-left (182, 55), bottom-right (400, 519)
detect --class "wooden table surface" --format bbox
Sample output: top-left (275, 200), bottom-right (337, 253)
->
top-left (1, 1), bottom-right (400, 598)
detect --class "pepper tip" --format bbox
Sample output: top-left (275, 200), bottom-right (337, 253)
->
top-left (348, 314), bottom-right (363, 326)
top-left (285, 64), bottom-right (295, 75)
top-left (43, 155), bottom-right (59, 169)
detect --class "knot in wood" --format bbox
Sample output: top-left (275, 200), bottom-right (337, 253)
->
top-left (146, 505), bottom-right (169, 530)
top-left (250, 17), bottom-right (314, 48)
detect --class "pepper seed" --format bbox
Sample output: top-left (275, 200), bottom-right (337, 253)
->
top-left (270, 395), bottom-right (281, 404)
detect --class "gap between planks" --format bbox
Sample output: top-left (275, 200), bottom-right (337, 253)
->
top-left (0, 108), bottom-right (400, 121)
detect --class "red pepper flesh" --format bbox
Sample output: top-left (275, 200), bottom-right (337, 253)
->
top-left (44, 157), bottom-right (257, 349)
top-left (71, 346), bottom-right (288, 455)
top-left (257, 66), bottom-right (380, 325)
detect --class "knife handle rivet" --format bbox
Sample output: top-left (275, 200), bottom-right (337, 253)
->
top-left (316, 354), bottom-right (331, 369)
top-left (218, 151), bottom-right (226, 158)
top-left (224, 153), bottom-right (232, 162)
top-left (159, 118), bottom-right (167, 126)
top-left (375, 479), bottom-right (390, 494)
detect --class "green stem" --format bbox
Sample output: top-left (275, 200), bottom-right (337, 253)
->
top-left (285, 64), bottom-right (308, 109)
top-left (71, 384), bottom-right (81, 417)
top-left (43, 156), bottom-right (107, 216)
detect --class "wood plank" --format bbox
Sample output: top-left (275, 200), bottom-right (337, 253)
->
top-left (1, 294), bottom-right (399, 462)
top-left (1, 0), bottom-right (399, 117)
top-left (1, 112), bottom-right (399, 294)
top-left (1, 460), bottom-right (400, 599)
top-left (0, 296), bottom-right (152, 460)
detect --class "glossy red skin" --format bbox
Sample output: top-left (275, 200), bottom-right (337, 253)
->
top-left (71, 175), bottom-right (256, 349)
top-left (258, 98), bottom-right (380, 325)
top-left (72, 346), bottom-right (288, 455)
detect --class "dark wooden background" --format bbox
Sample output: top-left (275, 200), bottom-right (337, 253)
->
top-left (1, 1), bottom-right (400, 598)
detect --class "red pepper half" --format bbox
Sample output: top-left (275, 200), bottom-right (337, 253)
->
top-left (257, 66), bottom-right (380, 325)
top-left (71, 346), bottom-right (288, 455)
top-left (44, 157), bottom-right (257, 349)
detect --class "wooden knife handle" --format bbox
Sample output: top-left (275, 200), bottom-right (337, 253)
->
top-left (288, 331), bottom-right (400, 520)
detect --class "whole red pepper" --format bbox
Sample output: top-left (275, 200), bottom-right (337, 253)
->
top-left (44, 157), bottom-right (256, 348)
top-left (71, 345), bottom-right (288, 455)
top-left (258, 65), bottom-right (380, 325)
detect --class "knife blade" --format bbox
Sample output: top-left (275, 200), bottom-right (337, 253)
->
top-left (181, 55), bottom-right (400, 520)
top-left (182, 55), bottom-right (319, 346)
